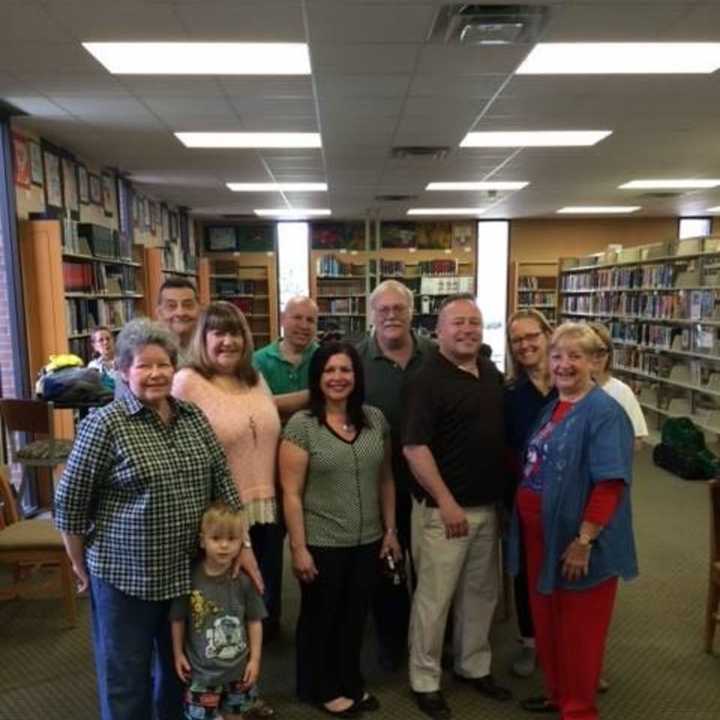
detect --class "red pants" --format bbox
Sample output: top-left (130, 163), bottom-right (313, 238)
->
top-left (518, 489), bottom-right (617, 720)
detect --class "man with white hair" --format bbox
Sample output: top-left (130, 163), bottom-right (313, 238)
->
top-left (403, 293), bottom-right (510, 720)
top-left (356, 279), bottom-right (436, 671)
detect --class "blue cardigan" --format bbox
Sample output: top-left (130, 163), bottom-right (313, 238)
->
top-left (506, 386), bottom-right (639, 594)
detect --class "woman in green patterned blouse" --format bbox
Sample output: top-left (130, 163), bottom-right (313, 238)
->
top-left (279, 341), bottom-right (401, 718)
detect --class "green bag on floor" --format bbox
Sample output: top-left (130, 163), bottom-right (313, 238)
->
top-left (652, 417), bottom-right (720, 480)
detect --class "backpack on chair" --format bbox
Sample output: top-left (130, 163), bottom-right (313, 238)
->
top-left (652, 417), bottom-right (720, 481)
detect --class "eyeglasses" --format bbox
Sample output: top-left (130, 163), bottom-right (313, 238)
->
top-left (510, 331), bottom-right (543, 346)
top-left (375, 304), bottom-right (409, 318)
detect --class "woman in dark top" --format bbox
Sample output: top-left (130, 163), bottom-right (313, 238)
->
top-left (504, 309), bottom-right (556, 678)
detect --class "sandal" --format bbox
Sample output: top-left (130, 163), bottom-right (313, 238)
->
top-left (520, 695), bottom-right (559, 713)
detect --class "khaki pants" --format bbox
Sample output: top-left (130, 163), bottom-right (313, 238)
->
top-left (409, 498), bottom-right (499, 692)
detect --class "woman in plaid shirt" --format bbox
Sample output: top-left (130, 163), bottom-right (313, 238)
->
top-left (55, 319), bottom-right (261, 720)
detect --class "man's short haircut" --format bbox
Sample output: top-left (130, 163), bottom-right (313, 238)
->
top-left (157, 276), bottom-right (198, 306)
top-left (437, 292), bottom-right (478, 316)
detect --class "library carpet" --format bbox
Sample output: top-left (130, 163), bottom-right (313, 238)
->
top-left (0, 447), bottom-right (719, 720)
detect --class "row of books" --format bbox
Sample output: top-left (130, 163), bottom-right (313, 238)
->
top-left (65, 298), bottom-right (137, 335)
top-left (417, 260), bottom-right (459, 276)
top-left (562, 290), bottom-right (720, 321)
top-left (318, 297), bottom-right (364, 314)
top-left (518, 291), bottom-right (556, 305)
top-left (561, 264), bottom-right (677, 291)
top-left (214, 279), bottom-right (259, 296)
top-left (63, 262), bottom-right (137, 294)
top-left (380, 260), bottom-right (406, 276)
top-left (615, 348), bottom-right (717, 388)
top-left (318, 315), bottom-right (366, 337)
top-left (609, 321), bottom-right (719, 354)
top-left (317, 256), bottom-right (364, 277)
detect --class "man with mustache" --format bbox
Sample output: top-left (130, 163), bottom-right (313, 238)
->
top-left (356, 279), bottom-right (436, 672)
top-left (402, 294), bottom-right (510, 720)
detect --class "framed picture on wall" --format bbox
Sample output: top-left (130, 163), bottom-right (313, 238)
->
top-left (62, 157), bottom-right (79, 214)
top-left (43, 149), bottom-right (63, 209)
top-left (29, 140), bottom-right (44, 186)
top-left (160, 204), bottom-right (170, 242)
top-left (149, 201), bottom-right (157, 235)
top-left (143, 197), bottom-right (151, 231)
top-left (132, 194), bottom-right (140, 227)
top-left (77, 164), bottom-right (90, 205)
top-left (89, 173), bottom-right (103, 205)
top-left (11, 134), bottom-right (31, 189)
top-left (101, 173), bottom-right (114, 217)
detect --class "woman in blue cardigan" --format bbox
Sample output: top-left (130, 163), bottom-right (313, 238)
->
top-left (507, 322), bottom-right (638, 720)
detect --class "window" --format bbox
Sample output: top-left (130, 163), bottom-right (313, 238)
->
top-left (476, 221), bottom-right (509, 371)
top-left (679, 217), bottom-right (711, 239)
top-left (277, 222), bottom-right (309, 311)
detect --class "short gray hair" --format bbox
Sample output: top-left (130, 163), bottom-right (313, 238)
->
top-left (115, 318), bottom-right (179, 371)
top-left (369, 280), bottom-right (414, 319)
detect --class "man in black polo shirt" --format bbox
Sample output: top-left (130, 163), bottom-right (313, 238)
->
top-left (403, 293), bottom-right (510, 720)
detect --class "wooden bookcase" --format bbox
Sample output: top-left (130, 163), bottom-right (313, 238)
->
top-left (510, 260), bottom-right (558, 323)
top-left (19, 219), bottom-right (145, 441)
top-left (311, 249), bottom-right (372, 339)
top-left (206, 252), bottom-right (279, 349)
top-left (21, 219), bottom-right (145, 369)
top-left (557, 234), bottom-right (720, 442)
top-left (378, 247), bottom-right (476, 336)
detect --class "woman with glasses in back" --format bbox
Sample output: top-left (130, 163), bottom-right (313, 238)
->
top-left (504, 309), bottom-right (557, 679)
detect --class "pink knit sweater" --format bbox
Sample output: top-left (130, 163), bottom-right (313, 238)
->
top-left (172, 368), bottom-right (281, 526)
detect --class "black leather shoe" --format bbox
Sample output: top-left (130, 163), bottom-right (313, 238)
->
top-left (358, 693), bottom-right (380, 712)
top-left (453, 674), bottom-right (512, 702)
top-left (520, 695), bottom-right (559, 713)
top-left (413, 690), bottom-right (452, 720)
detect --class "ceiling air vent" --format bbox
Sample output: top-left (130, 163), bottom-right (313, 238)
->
top-left (428, 4), bottom-right (550, 45)
top-left (390, 146), bottom-right (450, 160)
top-left (375, 194), bottom-right (419, 202)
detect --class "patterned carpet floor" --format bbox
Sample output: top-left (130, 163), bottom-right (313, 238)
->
top-left (1, 447), bottom-right (719, 720)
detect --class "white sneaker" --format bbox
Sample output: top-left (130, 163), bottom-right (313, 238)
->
top-left (511, 645), bottom-right (536, 678)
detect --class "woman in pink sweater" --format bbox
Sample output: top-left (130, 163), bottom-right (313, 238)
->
top-left (173, 301), bottom-right (281, 716)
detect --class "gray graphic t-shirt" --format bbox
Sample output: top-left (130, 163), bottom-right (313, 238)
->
top-left (170, 563), bottom-right (267, 686)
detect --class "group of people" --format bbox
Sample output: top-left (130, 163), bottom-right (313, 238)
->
top-left (53, 275), bottom-right (642, 720)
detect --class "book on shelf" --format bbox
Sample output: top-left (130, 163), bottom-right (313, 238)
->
top-left (316, 255), bottom-right (364, 277)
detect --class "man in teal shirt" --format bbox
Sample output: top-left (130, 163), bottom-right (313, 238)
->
top-left (252, 295), bottom-right (318, 637)
top-left (254, 296), bottom-right (318, 397)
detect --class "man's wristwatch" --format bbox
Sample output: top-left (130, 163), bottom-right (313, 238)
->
top-left (576, 532), bottom-right (593, 548)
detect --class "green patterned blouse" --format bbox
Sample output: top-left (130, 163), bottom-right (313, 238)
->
top-left (282, 405), bottom-right (389, 547)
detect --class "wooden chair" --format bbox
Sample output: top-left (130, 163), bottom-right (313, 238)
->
top-left (0, 465), bottom-right (77, 627)
top-left (705, 479), bottom-right (720, 653)
top-left (0, 399), bottom-right (73, 510)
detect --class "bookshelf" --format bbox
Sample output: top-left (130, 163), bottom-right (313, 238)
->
top-left (206, 252), bottom-right (279, 349)
top-left (378, 247), bottom-right (476, 336)
top-left (510, 261), bottom-right (558, 323)
top-left (311, 250), bottom-right (371, 339)
top-left (558, 234), bottom-right (720, 440)
top-left (143, 246), bottom-right (200, 318)
top-left (21, 219), bottom-right (145, 369)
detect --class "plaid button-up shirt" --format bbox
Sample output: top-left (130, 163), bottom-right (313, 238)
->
top-left (54, 393), bottom-right (242, 601)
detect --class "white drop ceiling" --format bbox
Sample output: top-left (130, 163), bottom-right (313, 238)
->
top-left (4, 0), bottom-right (720, 220)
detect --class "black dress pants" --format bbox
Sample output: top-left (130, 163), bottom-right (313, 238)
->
top-left (515, 538), bottom-right (535, 639)
top-left (296, 541), bottom-right (380, 704)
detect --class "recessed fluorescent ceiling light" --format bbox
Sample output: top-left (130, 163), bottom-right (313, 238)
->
top-left (460, 131), bottom-right (611, 147)
top-left (707, 206), bottom-right (720, 212)
top-left (620, 179), bottom-right (720, 189)
top-left (82, 42), bottom-right (311, 75)
top-left (254, 209), bottom-right (331, 218)
top-left (176, 133), bottom-right (321, 148)
top-left (517, 43), bottom-right (720, 75)
top-left (407, 208), bottom-right (487, 216)
top-left (227, 183), bottom-right (327, 192)
top-left (557, 206), bottom-right (641, 214)
top-left (426, 181), bottom-right (528, 191)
